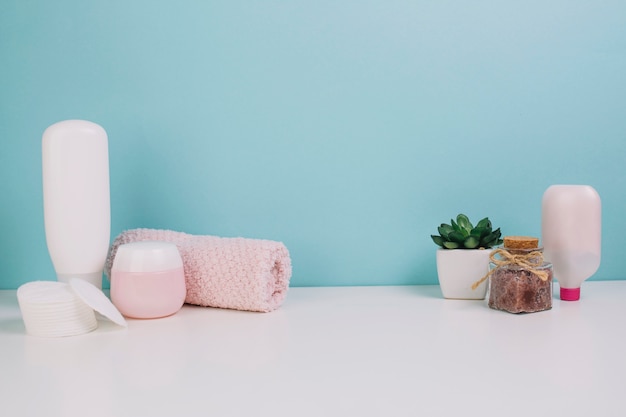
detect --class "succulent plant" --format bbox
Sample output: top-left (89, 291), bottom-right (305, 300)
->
top-left (431, 214), bottom-right (503, 249)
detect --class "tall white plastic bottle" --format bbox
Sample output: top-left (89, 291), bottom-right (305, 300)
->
top-left (42, 120), bottom-right (111, 289)
top-left (541, 185), bottom-right (601, 301)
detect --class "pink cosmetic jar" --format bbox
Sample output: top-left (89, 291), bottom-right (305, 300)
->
top-left (110, 241), bottom-right (186, 319)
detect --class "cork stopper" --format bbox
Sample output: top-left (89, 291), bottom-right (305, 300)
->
top-left (503, 236), bottom-right (539, 250)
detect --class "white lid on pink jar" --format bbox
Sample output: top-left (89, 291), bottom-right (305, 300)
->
top-left (112, 241), bottom-right (183, 273)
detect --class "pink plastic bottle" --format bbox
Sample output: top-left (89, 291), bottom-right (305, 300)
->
top-left (541, 185), bottom-right (601, 301)
top-left (110, 241), bottom-right (186, 318)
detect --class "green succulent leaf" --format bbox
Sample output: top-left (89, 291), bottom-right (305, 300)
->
top-left (431, 235), bottom-right (445, 247)
top-left (469, 226), bottom-right (485, 239)
top-left (456, 214), bottom-right (473, 233)
top-left (482, 239), bottom-right (495, 248)
top-left (443, 241), bottom-right (460, 249)
top-left (464, 236), bottom-right (480, 249)
top-left (448, 231), bottom-right (466, 243)
top-left (451, 219), bottom-right (469, 238)
top-left (480, 228), bottom-right (503, 248)
top-left (438, 224), bottom-right (454, 239)
top-left (475, 217), bottom-right (491, 230)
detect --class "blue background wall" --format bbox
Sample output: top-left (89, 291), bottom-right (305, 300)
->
top-left (1, 1), bottom-right (625, 289)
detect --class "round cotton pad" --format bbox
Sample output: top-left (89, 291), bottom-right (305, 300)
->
top-left (17, 281), bottom-right (97, 337)
top-left (69, 278), bottom-right (127, 327)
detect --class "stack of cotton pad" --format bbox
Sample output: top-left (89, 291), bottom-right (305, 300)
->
top-left (17, 279), bottom-right (127, 337)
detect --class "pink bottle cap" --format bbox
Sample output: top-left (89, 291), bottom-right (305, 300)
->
top-left (560, 287), bottom-right (581, 301)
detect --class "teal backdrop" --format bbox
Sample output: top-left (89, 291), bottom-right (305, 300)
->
top-left (1, 1), bottom-right (625, 289)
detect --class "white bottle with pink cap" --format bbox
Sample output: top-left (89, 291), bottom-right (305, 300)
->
top-left (541, 185), bottom-right (601, 301)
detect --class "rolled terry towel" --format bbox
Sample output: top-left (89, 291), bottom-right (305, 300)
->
top-left (105, 229), bottom-right (292, 312)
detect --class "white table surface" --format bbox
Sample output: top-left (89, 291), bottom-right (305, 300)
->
top-left (1, 282), bottom-right (625, 417)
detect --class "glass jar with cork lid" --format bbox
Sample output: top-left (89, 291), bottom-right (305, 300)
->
top-left (487, 236), bottom-right (553, 313)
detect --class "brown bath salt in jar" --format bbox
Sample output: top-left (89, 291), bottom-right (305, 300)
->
top-left (488, 236), bottom-right (553, 314)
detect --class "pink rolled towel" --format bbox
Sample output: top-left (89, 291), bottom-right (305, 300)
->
top-left (105, 229), bottom-right (292, 312)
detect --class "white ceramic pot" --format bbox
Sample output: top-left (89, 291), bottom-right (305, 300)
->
top-left (436, 248), bottom-right (492, 300)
